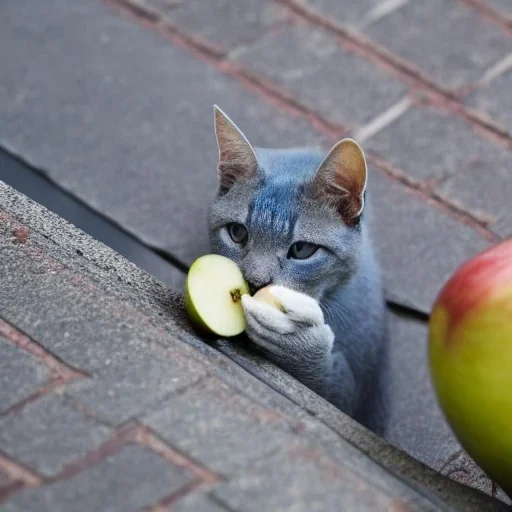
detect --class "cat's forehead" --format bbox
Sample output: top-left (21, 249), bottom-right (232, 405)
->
top-left (247, 148), bottom-right (325, 240)
top-left (254, 147), bottom-right (324, 181)
top-left (248, 180), bottom-right (297, 239)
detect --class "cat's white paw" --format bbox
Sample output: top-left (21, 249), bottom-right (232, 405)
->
top-left (241, 287), bottom-right (334, 359)
top-left (241, 294), bottom-right (294, 335)
top-left (269, 286), bottom-right (325, 325)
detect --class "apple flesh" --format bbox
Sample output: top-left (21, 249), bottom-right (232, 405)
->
top-left (428, 238), bottom-right (512, 496)
top-left (185, 254), bottom-right (249, 337)
top-left (253, 286), bottom-right (284, 311)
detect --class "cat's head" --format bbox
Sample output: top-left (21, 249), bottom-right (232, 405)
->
top-left (209, 106), bottom-right (368, 302)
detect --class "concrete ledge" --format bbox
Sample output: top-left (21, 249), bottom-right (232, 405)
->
top-left (0, 181), bottom-right (506, 511)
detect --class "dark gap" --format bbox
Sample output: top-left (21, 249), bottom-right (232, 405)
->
top-left (0, 146), bottom-right (430, 321)
top-left (386, 299), bottom-right (430, 322)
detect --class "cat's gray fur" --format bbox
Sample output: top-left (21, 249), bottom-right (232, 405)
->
top-left (209, 107), bottom-right (388, 434)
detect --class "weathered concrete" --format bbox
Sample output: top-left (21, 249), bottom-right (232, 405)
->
top-left (0, 182), bottom-right (508, 510)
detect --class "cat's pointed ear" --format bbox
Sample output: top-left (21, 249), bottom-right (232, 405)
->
top-left (214, 105), bottom-right (258, 195)
top-left (311, 138), bottom-right (367, 224)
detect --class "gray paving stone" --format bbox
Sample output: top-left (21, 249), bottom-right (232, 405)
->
top-left (367, 166), bottom-right (490, 312)
top-left (0, 335), bottom-right (50, 413)
top-left (143, 377), bottom-right (294, 474)
top-left (0, 444), bottom-right (194, 512)
top-left (66, 342), bottom-right (207, 425)
top-left (0, 0), bottom-right (325, 266)
top-left (233, 24), bottom-right (408, 128)
top-left (300, 0), bottom-right (382, 27)
top-left (0, 393), bottom-right (111, 477)
top-left (365, 0), bottom-right (512, 89)
top-left (383, 312), bottom-right (461, 471)
top-left (151, 0), bottom-right (286, 49)
top-left (212, 445), bottom-right (436, 512)
top-left (367, 105), bottom-right (499, 182)
top-left (466, 70), bottom-right (512, 136)
top-left (139, 0), bottom-right (181, 13)
top-left (486, 0), bottom-right (512, 16)
top-left (173, 493), bottom-right (233, 512)
top-left (438, 145), bottom-right (512, 238)
top-left (0, 471), bottom-right (8, 487)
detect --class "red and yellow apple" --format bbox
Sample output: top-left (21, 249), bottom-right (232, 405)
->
top-left (428, 238), bottom-right (512, 496)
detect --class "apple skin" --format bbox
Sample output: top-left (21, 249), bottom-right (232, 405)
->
top-left (253, 286), bottom-right (284, 311)
top-left (428, 238), bottom-right (512, 496)
top-left (184, 286), bottom-right (210, 333)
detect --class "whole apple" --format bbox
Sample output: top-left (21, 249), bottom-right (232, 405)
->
top-left (428, 238), bottom-right (512, 496)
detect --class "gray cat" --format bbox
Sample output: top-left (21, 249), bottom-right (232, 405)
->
top-left (209, 106), bottom-right (388, 434)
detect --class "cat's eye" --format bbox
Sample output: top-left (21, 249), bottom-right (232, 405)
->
top-left (227, 223), bottom-right (248, 245)
top-left (288, 242), bottom-right (319, 260)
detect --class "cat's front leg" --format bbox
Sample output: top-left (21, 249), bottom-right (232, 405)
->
top-left (241, 286), bottom-right (334, 397)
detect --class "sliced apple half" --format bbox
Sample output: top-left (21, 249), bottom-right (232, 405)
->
top-left (185, 254), bottom-right (249, 337)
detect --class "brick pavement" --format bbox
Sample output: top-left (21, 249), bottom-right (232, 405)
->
top-left (1, 0), bottom-right (512, 508)
top-left (0, 182), bottom-right (508, 511)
